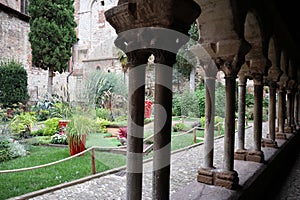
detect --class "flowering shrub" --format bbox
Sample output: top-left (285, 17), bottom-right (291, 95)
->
top-left (50, 133), bottom-right (68, 145)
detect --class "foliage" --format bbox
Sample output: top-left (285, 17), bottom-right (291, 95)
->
top-left (84, 70), bottom-right (127, 108)
top-left (172, 87), bottom-right (200, 118)
top-left (43, 117), bottom-right (61, 136)
top-left (0, 60), bottom-right (29, 107)
top-left (95, 108), bottom-right (111, 120)
top-left (172, 123), bottom-right (189, 132)
top-left (50, 133), bottom-right (68, 145)
top-left (215, 82), bottom-right (226, 118)
top-left (0, 137), bottom-right (28, 162)
top-left (9, 112), bottom-right (37, 138)
top-left (94, 118), bottom-right (111, 133)
top-left (174, 22), bottom-right (199, 77)
top-left (66, 109), bottom-right (96, 145)
top-left (50, 101), bottom-right (73, 119)
top-left (195, 82), bottom-right (206, 118)
top-left (28, 0), bottom-right (77, 94)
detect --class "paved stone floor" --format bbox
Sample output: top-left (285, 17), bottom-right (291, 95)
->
top-left (8, 122), bottom-right (300, 200)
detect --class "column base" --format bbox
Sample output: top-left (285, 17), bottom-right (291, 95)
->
top-left (197, 167), bottom-right (215, 185)
top-left (275, 132), bottom-right (287, 140)
top-left (245, 150), bottom-right (264, 163)
top-left (197, 168), bottom-right (239, 190)
top-left (284, 126), bottom-right (293, 133)
top-left (215, 170), bottom-right (239, 190)
top-left (234, 149), bottom-right (247, 160)
top-left (261, 138), bottom-right (278, 148)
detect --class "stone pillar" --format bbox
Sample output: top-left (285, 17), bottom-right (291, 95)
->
top-left (262, 81), bottom-right (278, 148)
top-left (223, 75), bottom-right (237, 171)
top-left (295, 91), bottom-right (300, 129)
top-left (247, 75), bottom-right (264, 163)
top-left (126, 51), bottom-right (148, 200)
top-left (152, 51), bottom-right (175, 199)
top-left (203, 62), bottom-right (218, 168)
top-left (276, 86), bottom-right (287, 139)
top-left (234, 75), bottom-right (248, 160)
top-left (197, 62), bottom-right (218, 185)
top-left (237, 76), bottom-right (247, 150)
top-left (286, 90), bottom-right (293, 132)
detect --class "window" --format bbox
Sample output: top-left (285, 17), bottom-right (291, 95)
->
top-left (20, 0), bottom-right (28, 15)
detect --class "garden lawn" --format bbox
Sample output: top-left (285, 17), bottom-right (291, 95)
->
top-left (0, 145), bottom-right (126, 200)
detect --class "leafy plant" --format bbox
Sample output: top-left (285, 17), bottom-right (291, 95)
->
top-left (172, 123), bottom-right (189, 132)
top-left (9, 112), bottom-right (37, 138)
top-left (43, 117), bottom-right (61, 136)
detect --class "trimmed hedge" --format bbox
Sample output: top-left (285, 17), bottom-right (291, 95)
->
top-left (0, 60), bottom-right (29, 107)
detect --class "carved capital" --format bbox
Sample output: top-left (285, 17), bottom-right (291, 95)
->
top-left (126, 50), bottom-right (152, 69)
top-left (266, 66), bottom-right (282, 83)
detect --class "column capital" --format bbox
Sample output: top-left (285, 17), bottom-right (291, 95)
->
top-left (252, 73), bottom-right (264, 86)
top-left (126, 50), bottom-right (153, 69)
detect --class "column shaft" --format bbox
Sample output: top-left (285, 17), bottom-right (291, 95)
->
top-left (287, 91), bottom-right (292, 127)
top-left (153, 62), bottom-right (173, 200)
top-left (278, 88), bottom-right (285, 133)
top-left (126, 65), bottom-right (146, 200)
top-left (203, 78), bottom-right (216, 168)
top-left (269, 83), bottom-right (276, 141)
top-left (237, 79), bottom-right (246, 150)
top-left (253, 84), bottom-right (263, 151)
top-left (224, 77), bottom-right (236, 171)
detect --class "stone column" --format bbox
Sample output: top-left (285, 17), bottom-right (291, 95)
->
top-left (152, 51), bottom-right (175, 200)
top-left (295, 91), bottom-right (300, 130)
top-left (262, 81), bottom-right (278, 148)
top-left (276, 86), bottom-right (287, 139)
top-left (203, 62), bottom-right (218, 168)
top-left (286, 90), bottom-right (293, 132)
top-left (237, 76), bottom-right (247, 150)
top-left (234, 74), bottom-right (248, 160)
top-left (197, 61), bottom-right (218, 185)
top-left (126, 51), bottom-right (148, 200)
top-left (247, 75), bottom-right (264, 163)
top-left (223, 75), bottom-right (238, 171)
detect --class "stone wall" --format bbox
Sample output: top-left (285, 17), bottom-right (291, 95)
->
top-left (0, 4), bottom-right (70, 102)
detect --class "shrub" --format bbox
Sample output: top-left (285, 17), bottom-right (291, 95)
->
top-left (0, 60), bottom-right (29, 107)
top-left (0, 137), bottom-right (28, 162)
top-left (172, 123), bottom-right (189, 132)
top-left (43, 117), bottom-right (61, 136)
top-left (94, 118), bottom-right (111, 133)
top-left (9, 112), bottom-right (37, 138)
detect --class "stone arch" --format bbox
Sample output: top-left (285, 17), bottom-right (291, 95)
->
top-left (244, 11), bottom-right (263, 57)
top-left (268, 37), bottom-right (276, 68)
top-left (244, 11), bottom-right (268, 74)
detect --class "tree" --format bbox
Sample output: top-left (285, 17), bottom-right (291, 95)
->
top-left (175, 22), bottom-right (199, 92)
top-left (28, 0), bottom-right (77, 96)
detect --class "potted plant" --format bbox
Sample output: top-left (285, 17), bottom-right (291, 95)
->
top-left (66, 113), bottom-right (95, 156)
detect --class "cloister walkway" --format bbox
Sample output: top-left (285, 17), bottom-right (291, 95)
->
top-left (9, 122), bottom-right (300, 200)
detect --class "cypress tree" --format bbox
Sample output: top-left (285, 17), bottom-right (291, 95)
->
top-left (28, 0), bottom-right (77, 95)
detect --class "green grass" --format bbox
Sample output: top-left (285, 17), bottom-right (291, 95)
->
top-left (0, 145), bottom-right (126, 200)
top-left (86, 133), bottom-right (121, 147)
